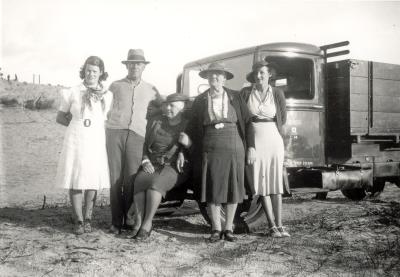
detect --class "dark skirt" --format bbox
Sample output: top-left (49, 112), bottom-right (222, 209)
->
top-left (133, 164), bottom-right (188, 197)
top-left (201, 123), bottom-right (245, 204)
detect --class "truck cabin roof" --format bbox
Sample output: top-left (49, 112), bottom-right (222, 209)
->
top-left (184, 42), bottom-right (323, 68)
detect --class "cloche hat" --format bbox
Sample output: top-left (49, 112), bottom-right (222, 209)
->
top-left (163, 93), bottom-right (189, 103)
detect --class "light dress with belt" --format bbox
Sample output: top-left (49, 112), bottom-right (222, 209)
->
top-left (201, 91), bottom-right (245, 204)
top-left (55, 83), bottom-right (113, 190)
top-left (246, 85), bottom-right (284, 195)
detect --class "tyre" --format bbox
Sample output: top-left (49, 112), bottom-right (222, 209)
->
top-left (196, 201), bottom-right (226, 226)
top-left (366, 178), bottom-right (385, 198)
top-left (315, 192), bottom-right (328, 200)
top-left (156, 199), bottom-right (184, 216)
top-left (341, 188), bottom-right (366, 200)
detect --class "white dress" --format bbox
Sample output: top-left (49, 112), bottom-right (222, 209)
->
top-left (246, 86), bottom-right (284, 196)
top-left (55, 83), bottom-right (112, 190)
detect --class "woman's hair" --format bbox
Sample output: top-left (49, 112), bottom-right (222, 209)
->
top-left (79, 56), bottom-right (108, 81)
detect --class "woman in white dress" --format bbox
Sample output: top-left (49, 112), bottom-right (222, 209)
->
top-left (55, 56), bottom-right (112, 235)
top-left (240, 61), bottom-right (290, 238)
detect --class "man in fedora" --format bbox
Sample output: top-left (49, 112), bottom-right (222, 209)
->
top-left (106, 49), bottom-right (162, 234)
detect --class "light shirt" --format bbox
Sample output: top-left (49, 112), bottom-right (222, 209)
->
top-left (207, 90), bottom-right (228, 121)
top-left (106, 78), bottom-right (161, 137)
top-left (247, 85), bottom-right (276, 119)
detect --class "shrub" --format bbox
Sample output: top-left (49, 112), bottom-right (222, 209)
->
top-left (0, 96), bottom-right (19, 106)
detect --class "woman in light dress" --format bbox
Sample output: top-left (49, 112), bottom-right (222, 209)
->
top-left (55, 56), bottom-right (113, 235)
top-left (240, 60), bottom-right (290, 238)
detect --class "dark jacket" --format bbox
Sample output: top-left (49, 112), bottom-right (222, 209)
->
top-left (185, 87), bottom-right (255, 153)
top-left (142, 115), bottom-right (188, 165)
top-left (185, 87), bottom-right (255, 198)
top-left (239, 85), bottom-right (287, 137)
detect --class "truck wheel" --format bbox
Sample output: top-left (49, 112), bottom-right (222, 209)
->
top-left (196, 200), bottom-right (250, 233)
top-left (341, 188), bottom-right (366, 200)
top-left (315, 192), bottom-right (328, 200)
top-left (367, 179), bottom-right (385, 198)
top-left (157, 199), bottom-right (185, 216)
top-left (196, 201), bottom-right (226, 226)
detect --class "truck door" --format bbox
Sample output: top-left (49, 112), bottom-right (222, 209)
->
top-left (260, 54), bottom-right (326, 167)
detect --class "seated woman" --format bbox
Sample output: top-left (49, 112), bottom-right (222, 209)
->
top-left (131, 93), bottom-right (190, 240)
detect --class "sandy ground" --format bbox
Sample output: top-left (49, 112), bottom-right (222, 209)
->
top-left (1, 107), bottom-right (400, 277)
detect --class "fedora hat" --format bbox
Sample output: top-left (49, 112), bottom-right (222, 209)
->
top-left (121, 49), bottom-right (150, 64)
top-left (163, 93), bottom-right (189, 103)
top-left (199, 62), bottom-right (234, 80)
top-left (246, 60), bottom-right (278, 83)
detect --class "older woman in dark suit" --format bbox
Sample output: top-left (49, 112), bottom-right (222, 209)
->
top-left (179, 62), bottom-right (255, 242)
top-left (130, 93), bottom-right (190, 240)
top-left (240, 60), bottom-right (289, 238)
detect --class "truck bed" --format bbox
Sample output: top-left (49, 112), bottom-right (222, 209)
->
top-left (327, 59), bottom-right (400, 138)
top-left (326, 59), bottom-right (400, 160)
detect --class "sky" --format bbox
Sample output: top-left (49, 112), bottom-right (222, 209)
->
top-left (1, 0), bottom-right (400, 93)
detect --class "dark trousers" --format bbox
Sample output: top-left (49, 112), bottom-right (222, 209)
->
top-left (106, 129), bottom-right (144, 228)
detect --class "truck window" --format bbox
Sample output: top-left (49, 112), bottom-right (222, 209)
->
top-left (182, 54), bottom-right (253, 97)
top-left (263, 56), bottom-right (315, 100)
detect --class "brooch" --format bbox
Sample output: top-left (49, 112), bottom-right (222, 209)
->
top-left (214, 123), bottom-right (224, 129)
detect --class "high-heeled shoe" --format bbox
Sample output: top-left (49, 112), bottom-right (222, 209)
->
top-left (208, 230), bottom-right (222, 243)
top-left (269, 226), bottom-right (282, 238)
top-left (83, 220), bottom-right (92, 233)
top-left (222, 230), bottom-right (237, 242)
top-left (277, 226), bottom-right (290, 237)
top-left (74, 221), bottom-right (84, 235)
top-left (134, 228), bottom-right (152, 241)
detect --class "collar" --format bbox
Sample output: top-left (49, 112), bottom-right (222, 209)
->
top-left (124, 77), bottom-right (142, 86)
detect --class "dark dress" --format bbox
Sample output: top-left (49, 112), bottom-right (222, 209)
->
top-left (133, 116), bottom-right (188, 197)
top-left (201, 103), bottom-right (245, 204)
top-left (185, 88), bottom-right (255, 204)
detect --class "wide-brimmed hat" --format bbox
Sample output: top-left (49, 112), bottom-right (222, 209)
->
top-left (163, 93), bottom-right (189, 103)
top-left (199, 62), bottom-right (234, 80)
top-left (246, 60), bottom-right (278, 83)
top-left (121, 49), bottom-right (150, 64)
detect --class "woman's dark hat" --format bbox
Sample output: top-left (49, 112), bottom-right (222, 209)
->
top-left (199, 62), bottom-right (234, 80)
top-left (121, 49), bottom-right (150, 64)
top-left (246, 60), bottom-right (277, 83)
top-left (163, 93), bottom-right (189, 103)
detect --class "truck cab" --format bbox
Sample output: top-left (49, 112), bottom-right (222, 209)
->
top-left (179, 41), bottom-right (400, 202)
top-left (181, 42), bottom-right (326, 168)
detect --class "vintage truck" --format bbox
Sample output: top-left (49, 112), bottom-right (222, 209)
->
top-left (166, 41), bottom-right (400, 227)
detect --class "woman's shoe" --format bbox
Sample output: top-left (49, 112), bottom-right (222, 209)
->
top-left (269, 226), bottom-right (282, 238)
top-left (208, 230), bottom-right (222, 243)
top-left (109, 225), bottom-right (121, 235)
top-left (74, 221), bottom-right (84, 235)
top-left (277, 226), bottom-right (290, 237)
top-left (127, 228), bottom-right (140, 239)
top-left (84, 221), bottom-right (92, 233)
top-left (134, 228), bottom-right (152, 241)
top-left (222, 230), bottom-right (237, 242)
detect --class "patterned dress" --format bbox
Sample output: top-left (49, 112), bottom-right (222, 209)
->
top-left (55, 83), bottom-right (112, 190)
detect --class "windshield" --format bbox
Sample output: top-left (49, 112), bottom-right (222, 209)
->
top-left (182, 54), bottom-right (315, 100)
top-left (263, 56), bottom-right (315, 100)
top-left (182, 54), bottom-right (253, 97)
